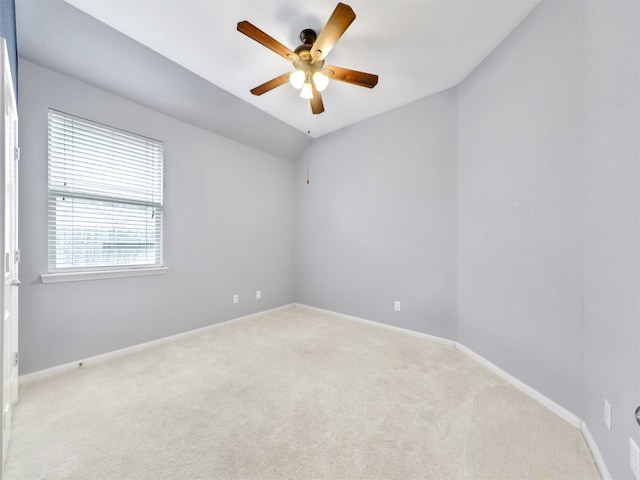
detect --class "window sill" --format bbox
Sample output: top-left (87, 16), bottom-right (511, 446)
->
top-left (41, 266), bottom-right (168, 284)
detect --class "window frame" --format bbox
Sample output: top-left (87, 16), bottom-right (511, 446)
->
top-left (42, 109), bottom-right (167, 283)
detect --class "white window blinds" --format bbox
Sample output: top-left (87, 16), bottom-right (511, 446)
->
top-left (48, 109), bottom-right (164, 271)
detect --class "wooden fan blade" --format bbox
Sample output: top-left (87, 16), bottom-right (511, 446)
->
top-left (324, 66), bottom-right (378, 88)
top-left (250, 72), bottom-right (291, 96)
top-left (237, 21), bottom-right (299, 62)
top-left (310, 82), bottom-right (325, 114)
top-left (310, 3), bottom-right (356, 62)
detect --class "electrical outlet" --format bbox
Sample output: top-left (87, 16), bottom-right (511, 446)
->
top-left (604, 398), bottom-right (611, 431)
top-left (233, 294), bottom-right (239, 304)
top-left (256, 290), bottom-right (261, 300)
top-left (630, 438), bottom-right (639, 480)
top-left (394, 301), bottom-right (401, 311)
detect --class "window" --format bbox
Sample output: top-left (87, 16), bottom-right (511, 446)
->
top-left (47, 110), bottom-right (164, 276)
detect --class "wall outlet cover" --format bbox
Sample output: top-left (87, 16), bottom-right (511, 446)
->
top-left (604, 398), bottom-right (611, 431)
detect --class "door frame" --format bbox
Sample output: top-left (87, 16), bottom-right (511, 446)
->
top-left (0, 36), bottom-right (19, 476)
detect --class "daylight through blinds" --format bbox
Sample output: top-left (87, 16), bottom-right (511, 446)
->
top-left (48, 110), bottom-right (163, 270)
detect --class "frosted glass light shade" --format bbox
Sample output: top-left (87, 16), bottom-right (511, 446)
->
top-left (289, 70), bottom-right (305, 89)
top-left (300, 82), bottom-right (314, 99)
top-left (313, 72), bottom-right (329, 92)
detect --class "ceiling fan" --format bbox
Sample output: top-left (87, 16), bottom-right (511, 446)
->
top-left (237, 2), bottom-right (378, 115)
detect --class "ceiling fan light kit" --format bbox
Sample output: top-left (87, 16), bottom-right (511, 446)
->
top-left (300, 80), bottom-right (314, 99)
top-left (312, 72), bottom-right (329, 91)
top-left (237, 2), bottom-right (378, 115)
top-left (289, 69), bottom-right (305, 89)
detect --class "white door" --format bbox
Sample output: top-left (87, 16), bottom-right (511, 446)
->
top-left (0, 37), bottom-right (18, 474)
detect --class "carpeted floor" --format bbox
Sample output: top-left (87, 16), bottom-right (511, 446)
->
top-left (7, 306), bottom-right (600, 479)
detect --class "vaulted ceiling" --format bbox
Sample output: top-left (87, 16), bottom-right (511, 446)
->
top-left (16, 0), bottom-right (539, 160)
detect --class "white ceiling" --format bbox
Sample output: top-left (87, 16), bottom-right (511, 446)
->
top-left (60, 0), bottom-right (539, 138)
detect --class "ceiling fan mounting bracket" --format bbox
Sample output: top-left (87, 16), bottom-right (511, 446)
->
top-left (299, 28), bottom-right (317, 46)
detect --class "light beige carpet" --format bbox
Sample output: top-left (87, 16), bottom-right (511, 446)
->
top-left (7, 306), bottom-right (600, 479)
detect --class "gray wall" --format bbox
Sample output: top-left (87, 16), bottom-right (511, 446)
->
top-left (17, 1), bottom-right (640, 477)
top-left (294, 90), bottom-right (458, 339)
top-left (457, 1), bottom-right (584, 415)
top-left (457, 1), bottom-right (640, 476)
top-left (19, 60), bottom-right (296, 374)
top-left (583, 1), bottom-right (640, 478)
top-left (295, 2), bottom-right (640, 475)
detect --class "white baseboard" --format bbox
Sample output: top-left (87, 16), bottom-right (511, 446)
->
top-left (581, 421), bottom-right (612, 480)
top-left (299, 305), bottom-right (610, 477)
top-left (330, 304), bottom-right (612, 475)
top-left (297, 303), bottom-right (582, 429)
top-left (295, 303), bottom-right (457, 347)
top-left (455, 343), bottom-right (581, 428)
top-left (20, 301), bottom-right (610, 479)
top-left (19, 304), bottom-right (295, 385)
